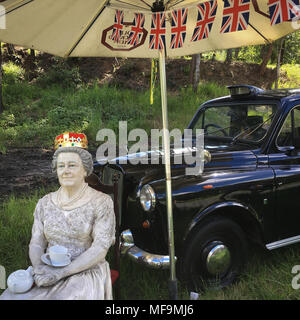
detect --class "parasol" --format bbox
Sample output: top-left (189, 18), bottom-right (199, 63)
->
top-left (0, 0), bottom-right (299, 299)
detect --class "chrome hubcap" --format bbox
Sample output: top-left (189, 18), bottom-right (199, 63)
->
top-left (205, 242), bottom-right (231, 276)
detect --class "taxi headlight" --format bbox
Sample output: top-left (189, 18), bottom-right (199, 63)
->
top-left (140, 184), bottom-right (156, 211)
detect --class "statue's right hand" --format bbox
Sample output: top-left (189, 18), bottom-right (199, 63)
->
top-left (34, 274), bottom-right (57, 287)
top-left (33, 265), bottom-right (65, 287)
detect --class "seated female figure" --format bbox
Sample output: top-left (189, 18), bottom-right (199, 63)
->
top-left (0, 133), bottom-right (116, 300)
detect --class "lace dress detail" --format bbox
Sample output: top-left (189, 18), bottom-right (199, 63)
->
top-left (0, 187), bottom-right (116, 300)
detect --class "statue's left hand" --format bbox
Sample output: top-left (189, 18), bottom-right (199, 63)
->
top-left (33, 265), bottom-right (66, 287)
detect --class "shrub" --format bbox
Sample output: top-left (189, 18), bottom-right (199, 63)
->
top-left (2, 62), bottom-right (25, 85)
top-left (0, 112), bottom-right (16, 129)
top-left (36, 64), bottom-right (82, 89)
top-left (47, 105), bottom-right (89, 128)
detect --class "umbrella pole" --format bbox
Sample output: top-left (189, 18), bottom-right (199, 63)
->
top-left (158, 49), bottom-right (178, 300)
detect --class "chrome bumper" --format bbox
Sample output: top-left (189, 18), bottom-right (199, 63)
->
top-left (120, 229), bottom-right (175, 269)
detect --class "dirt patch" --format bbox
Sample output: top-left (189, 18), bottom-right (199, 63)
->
top-left (70, 57), bottom-right (277, 90)
top-left (3, 48), bottom-right (277, 90)
top-left (0, 148), bottom-right (100, 203)
top-left (198, 60), bottom-right (276, 89)
top-left (0, 148), bottom-right (57, 202)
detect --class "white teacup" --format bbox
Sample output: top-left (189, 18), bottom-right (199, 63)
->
top-left (47, 245), bottom-right (71, 266)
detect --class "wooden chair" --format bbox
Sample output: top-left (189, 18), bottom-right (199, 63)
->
top-left (86, 172), bottom-right (120, 299)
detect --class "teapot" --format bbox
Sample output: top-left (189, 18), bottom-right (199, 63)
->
top-left (7, 266), bottom-right (34, 293)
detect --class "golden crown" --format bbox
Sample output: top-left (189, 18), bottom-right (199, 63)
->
top-left (54, 132), bottom-right (88, 150)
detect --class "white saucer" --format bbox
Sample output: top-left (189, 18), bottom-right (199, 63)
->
top-left (41, 253), bottom-right (71, 267)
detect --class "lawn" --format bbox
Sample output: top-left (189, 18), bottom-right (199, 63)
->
top-left (1, 190), bottom-right (300, 300)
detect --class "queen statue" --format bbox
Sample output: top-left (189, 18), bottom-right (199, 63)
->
top-left (0, 132), bottom-right (116, 300)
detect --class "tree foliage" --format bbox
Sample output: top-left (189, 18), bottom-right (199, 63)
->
top-left (236, 30), bottom-right (300, 65)
top-left (282, 31), bottom-right (300, 64)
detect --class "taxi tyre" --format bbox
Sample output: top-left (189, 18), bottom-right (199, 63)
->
top-left (181, 217), bottom-right (248, 291)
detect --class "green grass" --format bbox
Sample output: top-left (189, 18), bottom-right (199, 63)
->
top-left (1, 191), bottom-right (300, 300)
top-left (0, 60), bottom-right (229, 152)
top-left (0, 193), bottom-right (39, 277)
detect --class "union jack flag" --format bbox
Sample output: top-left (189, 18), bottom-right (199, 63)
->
top-left (191, 0), bottom-right (217, 42)
top-left (111, 10), bottom-right (124, 43)
top-left (268, 0), bottom-right (300, 25)
top-left (170, 8), bottom-right (188, 49)
top-left (220, 0), bottom-right (250, 33)
top-left (149, 12), bottom-right (166, 50)
top-left (127, 13), bottom-right (145, 46)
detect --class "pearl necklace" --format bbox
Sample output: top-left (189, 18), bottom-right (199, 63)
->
top-left (57, 183), bottom-right (88, 209)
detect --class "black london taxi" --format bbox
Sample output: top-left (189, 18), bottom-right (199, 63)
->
top-left (94, 85), bottom-right (300, 290)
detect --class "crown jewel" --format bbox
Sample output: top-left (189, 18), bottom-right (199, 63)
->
top-left (54, 132), bottom-right (88, 150)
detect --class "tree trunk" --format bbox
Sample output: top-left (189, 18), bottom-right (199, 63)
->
top-left (260, 44), bottom-right (266, 60)
top-left (275, 38), bottom-right (285, 89)
top-left (193, 54), bottom-right (201, 92)
top-left (225, 49), bottom-right (233, 63)
top-left (259, 43), bottom-right (273, 76)
top-left (24, 49), bottom-right (36, 81)
top-left (279, 39), bottom-right (286, 66)
top-left (6, 43), bottom-right (15, 56)
top-left (189, 55), bottom-right (196, 85)
top-left (234, 48), bottom-right (240, 60)
top-left (0, 42), bottom-right (3, 114)
top-left (30, 49), bottom-right (35, 60)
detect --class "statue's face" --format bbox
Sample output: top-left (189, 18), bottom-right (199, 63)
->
top-left (56, 152), bottom-right (87, 188)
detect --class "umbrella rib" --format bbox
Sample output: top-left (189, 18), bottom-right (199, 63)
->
top-left (67, 0), bottom-right (151, 56)
top-left (113, 0), bottom-right (150, 10)
top-left (249, 23), bottom-right (271, 44)
top-left (164, 0), bottom-right (172, 8)
top-left (165, 0), bottom-right (185, 9)
top-left (138, 0), bottom-right (152, 9)
top-left (2, 0), bottom-right (34, 15)
top-left (66, 4), bottom-right (108, 57)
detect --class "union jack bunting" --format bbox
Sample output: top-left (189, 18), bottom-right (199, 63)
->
top-left (191, 0), bottom-right (217, 42)
top-left (220, 0), bottom-right (250, 33)
top-left (127, 13), bottom-right (145, 46)
top-left (111, 10), bottom-right (124, 43)
top-left (268, 0), bottom-right (300, 25)
top-left (149, 12), bottom-right (166, 50)
top-left (170, 8), bottom-right (188, 49)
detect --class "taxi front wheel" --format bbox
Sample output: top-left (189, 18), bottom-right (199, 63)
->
top-left (180, 217), bottom-right (248, 291)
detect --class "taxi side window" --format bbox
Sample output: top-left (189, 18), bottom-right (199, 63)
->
top-left (277, 106), bottom-right (300, 148)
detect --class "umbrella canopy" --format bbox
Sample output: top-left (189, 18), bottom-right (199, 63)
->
top-left (0, 0), bottom-right (299, 58)
top-left (0, 0), bottom-right (299, 300)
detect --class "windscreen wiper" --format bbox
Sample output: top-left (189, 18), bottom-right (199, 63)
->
top-left (230, 114), bottom-right (274, 145)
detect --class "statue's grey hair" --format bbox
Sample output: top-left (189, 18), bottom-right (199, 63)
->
top-left (52, 147), bottom-right (93, 177)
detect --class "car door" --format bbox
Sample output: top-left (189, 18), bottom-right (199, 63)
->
top-left (269, 104), bottom-right (300, 242)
